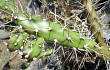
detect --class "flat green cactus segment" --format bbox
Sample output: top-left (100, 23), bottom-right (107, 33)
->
top-left (8, 32), bottom-right (29, 51)
top-left (28, 37), bottom-right (44, 61)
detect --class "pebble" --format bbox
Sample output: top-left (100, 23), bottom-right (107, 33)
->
top-left (0, 30), bottom-right (10, 40)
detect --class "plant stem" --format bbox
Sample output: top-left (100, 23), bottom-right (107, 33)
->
top-left (82, 0), bottom-right (104, 46)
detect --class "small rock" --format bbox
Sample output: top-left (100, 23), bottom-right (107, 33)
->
top-left (0, 30), bottom-right (10, 40)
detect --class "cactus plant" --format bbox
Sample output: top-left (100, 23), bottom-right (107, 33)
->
top-left (8, 32), bottom-right (29, 51)
top-left (0, 0), bottom-right (110, 66)
top-left (82, 0), bottom-right (104, 46)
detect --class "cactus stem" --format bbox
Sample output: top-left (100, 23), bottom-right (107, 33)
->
top-left (82, 0), bottom-right (104, 45)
